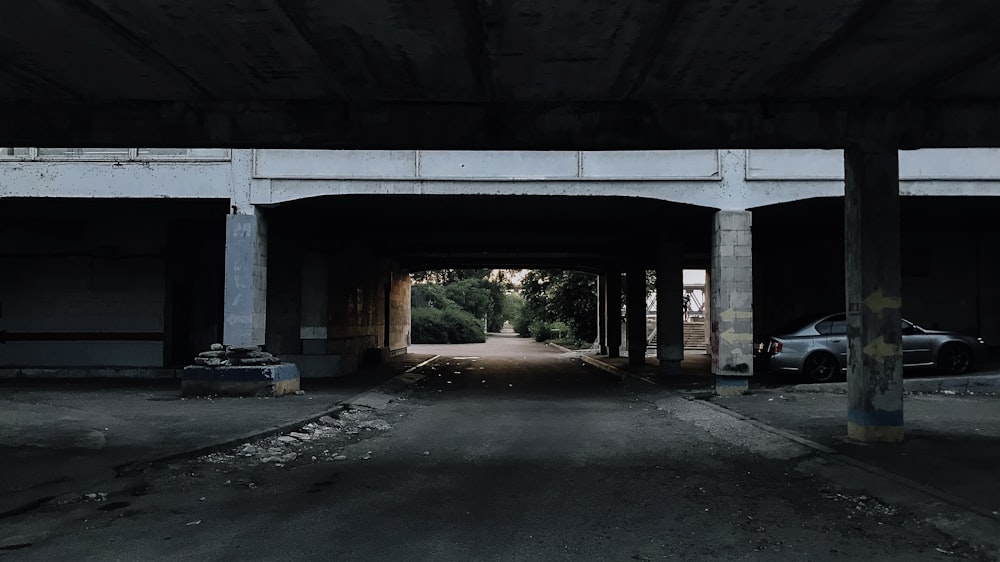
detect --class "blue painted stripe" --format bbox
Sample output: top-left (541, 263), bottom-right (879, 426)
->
top-left (716, 376), bottom-right (750, 387)
top-left (848, 407), bottom-right (903, 427)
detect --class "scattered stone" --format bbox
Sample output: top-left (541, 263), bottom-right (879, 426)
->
top-left (333, 455), bottom-right (348, 461)
top-left (277, 436), bottom-right (298, 444)
top-left (294, 390), bottom-right (306, 395)
top-left (193, 357), bottom-right (225, 367)
top-left (421, 451), bottom-right (430, 456)
top-left (186, 520), bottom-right (202, 526)
top-left (289, 431), bottom-right (311, 440)
top-left (319, 416), bottom-right (337, 425)
top-left (190, 345), bottom-right (282, 367)
top-left (358, 419), bottom-right (392, 431)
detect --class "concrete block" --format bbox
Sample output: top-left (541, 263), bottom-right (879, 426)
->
top-left (181, 363), bottom-right (300, 397)
top-left (715, 375), bottom-right (750, 396)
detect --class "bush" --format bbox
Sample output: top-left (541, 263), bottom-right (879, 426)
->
top-left (411, 307), bottom-right (485, 344)
top-left (529, 320), bottom-right (552, 342)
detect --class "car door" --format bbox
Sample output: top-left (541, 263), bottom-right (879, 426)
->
top-left (901, 319), bottom-right (932, 367)
top-left (814, 314), bottom-right (849, 370)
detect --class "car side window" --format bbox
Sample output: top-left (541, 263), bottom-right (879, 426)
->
top-left (815, 315), bottom-right (847, 336)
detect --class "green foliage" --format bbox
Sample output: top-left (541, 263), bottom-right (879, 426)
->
top-left (517, 270), bottom-right (597, 346)
top-left (410, 307), bottom-right (486, 344)
top-left (410, 269), bottom-right (494, 284)
top-left (410, 270), bottom-right (518, 343)
top-left (444, 278), bottom-right (492, 320)
top-left (410, 283), bottom-right (450, 309)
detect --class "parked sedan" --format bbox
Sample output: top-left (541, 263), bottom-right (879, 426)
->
top-left (756, 313), bottom-right (987, 383)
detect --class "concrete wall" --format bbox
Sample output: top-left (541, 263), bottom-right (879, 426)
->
top-left (264, 223), bottom-right (407, 377)
top-left (0, 202), bottom-right (226, 372)
top-left (0, 255), bottom-right (165, 367)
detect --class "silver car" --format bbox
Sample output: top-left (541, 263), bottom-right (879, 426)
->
top-left (756, 313), bottom-right (987, 383)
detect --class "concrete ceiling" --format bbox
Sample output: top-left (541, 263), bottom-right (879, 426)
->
top-left (4, 1), bottom-right (1000, 149)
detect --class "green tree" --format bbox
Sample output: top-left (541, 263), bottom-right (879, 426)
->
top-left (410, 270), bottom-right (517, 341)
top-left (517, 269), bottom-right (597, 346)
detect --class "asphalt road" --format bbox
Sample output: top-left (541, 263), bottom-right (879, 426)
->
top-left (1, 334), bottom-right (994, 561)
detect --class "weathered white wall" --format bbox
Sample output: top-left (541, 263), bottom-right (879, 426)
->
top-left (0, 160), bottom-right (233, 198)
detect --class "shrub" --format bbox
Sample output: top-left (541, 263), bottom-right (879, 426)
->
top-left (411, 306), bottom-right (485, 344)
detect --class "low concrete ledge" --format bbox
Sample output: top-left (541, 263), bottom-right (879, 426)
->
top-left (181, 363), bottom-right (301, 397)
top-left (0, 367), bottom-right (181, 379)
top-left (787, 373), bottom-right (1000, 394)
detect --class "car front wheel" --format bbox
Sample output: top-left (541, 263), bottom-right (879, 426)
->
top-left (802, 352), bottom-right (840, 383)
top-left (937, 343), bottom-right (972, 376)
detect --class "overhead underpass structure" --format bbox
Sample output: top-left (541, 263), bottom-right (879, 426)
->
top-left (4, 1), bottom-right (1000, 442)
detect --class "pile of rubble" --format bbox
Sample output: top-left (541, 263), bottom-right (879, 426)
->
top-left (193, 343), bottom-right (282, 367)
top-left (199, 408), bottom-right (394, 468)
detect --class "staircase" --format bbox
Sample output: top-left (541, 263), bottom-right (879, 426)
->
top-left (646, 321), bottom-right (706, 350)
top-left (684, 321), bottom-right (706, 350)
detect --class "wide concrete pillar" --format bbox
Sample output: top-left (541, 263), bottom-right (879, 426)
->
top-left (710, 211), bottom-right (753, 395)
top-left (223, 210), bottom-right (268, 348)
top-left (626, 268), bottom-right (647, 366)
top-left (844, 147), bottom-right (904, 443)
top-left (606, 271), bottom-right (622, 358)
top-left (656, 243), bottom-right (683, 375)
top-left (597, 274), bottom-right (608, 354)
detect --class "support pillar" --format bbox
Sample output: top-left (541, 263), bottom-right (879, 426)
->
top-left (223, 211), bottom-right (268, 348)
top-left (845, 147), bottom-right (904, 443)
top-left (597, 274), bottom-right (608, 354)
top-left (656, 242), bottom-right (683, 375)
top-left (606, 270), bottom-right (622, 358)
top-left (627, 268), bottom-right (647, 366)
top-left (703, 269), bottom-right (712, 351)
top-left (184, 209), bottom-right (300, 397)
top-left (710, 211), bottom-right (753, 395)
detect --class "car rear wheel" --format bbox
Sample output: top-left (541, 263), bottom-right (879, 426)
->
top-left (937, 343), bottom-right (972, 376)
top-left (802, 352), bottom-right (840, 383)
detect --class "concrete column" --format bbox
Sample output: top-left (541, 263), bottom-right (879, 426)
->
top-left (597, 273), bottom-right (608, 354)
top-left (299, 251), bottom-right (329, 355)
top-left (223, 210), bottom-right (268, 348)
top-left (844, 147), bottom-right (904, 443)
top-left (627, 268), bottom-right (646, 366)
top-left (606, 270), bottom-right (622, 358)
top-left (703, 268), bottom-right (712, 350)
top-left (710, 210), bottom-right (753, 395)
top-left (656, 243), bottom-right (683, 375)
